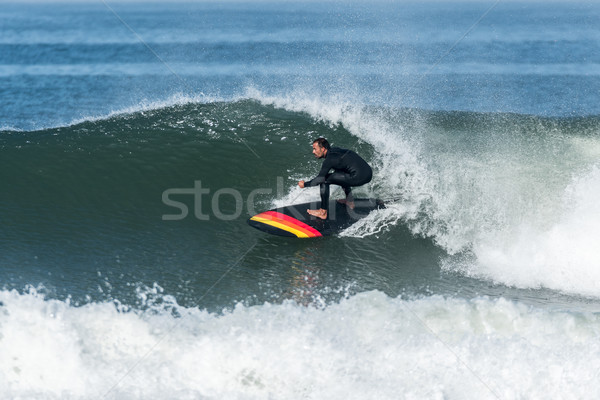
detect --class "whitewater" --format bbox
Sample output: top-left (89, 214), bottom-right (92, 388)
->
top-left (3, 287), bottom-right (600, 399)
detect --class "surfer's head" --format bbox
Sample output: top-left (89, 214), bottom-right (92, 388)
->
top-left (312, 138), bottom-right (330, 158)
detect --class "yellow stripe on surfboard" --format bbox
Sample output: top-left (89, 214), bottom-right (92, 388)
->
top-left (250, 216), bottom-right (311, 238)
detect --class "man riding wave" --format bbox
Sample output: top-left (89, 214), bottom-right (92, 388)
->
top-left (298, 138), bottom-right (373, 220)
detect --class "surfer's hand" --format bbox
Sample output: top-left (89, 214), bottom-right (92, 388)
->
top-left (298, 180), bottom-right (305, 188)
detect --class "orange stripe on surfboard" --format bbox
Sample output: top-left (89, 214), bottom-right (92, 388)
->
top-left (260, 211), bottom-right (323, 237)
top-left (250, 211), bottom-right (322, 238)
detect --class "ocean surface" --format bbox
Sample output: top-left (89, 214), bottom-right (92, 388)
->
top-left (1, 1), bottom-right (600, 398)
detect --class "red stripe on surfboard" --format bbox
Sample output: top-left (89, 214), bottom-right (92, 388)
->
top-left (258, 211), bottom-right (323, 237)
top-left (252, 216), bottom-right (314, 237)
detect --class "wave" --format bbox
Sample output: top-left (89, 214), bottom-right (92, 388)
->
top-left (1, 287), bottom-right (599, 399)
top-left (253, 92), bottom-right (600, 297)
top-left (2, 93), bottom-right (600, 298)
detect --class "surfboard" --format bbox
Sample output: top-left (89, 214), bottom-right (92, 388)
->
top-left (248, 198), bottom-right (385, 238)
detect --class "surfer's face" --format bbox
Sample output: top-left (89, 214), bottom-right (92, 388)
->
top-left (312, 143), bottom-right (327, 159)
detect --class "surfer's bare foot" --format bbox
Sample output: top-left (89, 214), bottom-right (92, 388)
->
top-left (337, 199), bottom-right (355, 209)
top-left (307, 208), bottom-right (327, 219)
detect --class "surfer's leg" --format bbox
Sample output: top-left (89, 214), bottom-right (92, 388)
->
top-left (326, 172), bottom-right (357, 204)
top-left (307, 176), bottom-right (330, 220)
top-left (325, 171), bottom-right (370, 188)
top-left (338, 186), bottom-right (355, 209)
top-left (327, 168), bottom-right (371, 204)
top-left (307, 182), bottom-right (329, 219)
top-left (319, 181), bottom-right (330, 211)
top-left (343, 186), bottom-right (354, 202)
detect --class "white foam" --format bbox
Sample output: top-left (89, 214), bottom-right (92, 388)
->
top-left (66, 92), bottom-right (216, 127)
top-left (339, 202), bottom-right (416, 238)
top-left (15, 92), bottom-right (222, 132)
top-left (0, 126), bottom-right (22, 132)
top-left (452, 165), bottom-right (600, 297)
top-left (2, 288), bottom-right (600, 399)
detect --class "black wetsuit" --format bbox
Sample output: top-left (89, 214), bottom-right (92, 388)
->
top-left (305, 147), bottom-right (373, 211)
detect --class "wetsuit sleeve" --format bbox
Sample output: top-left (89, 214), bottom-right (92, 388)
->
top-left (304, 157), bottom-right (333, 187)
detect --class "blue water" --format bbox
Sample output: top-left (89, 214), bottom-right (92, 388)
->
top-left (1, 1), bottom-right (600, 398)
top-left (2, 1), bottom-right (600, 132)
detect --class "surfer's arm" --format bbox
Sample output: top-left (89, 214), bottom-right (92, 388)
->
top-left (304, 159), bottom-right (332, 187)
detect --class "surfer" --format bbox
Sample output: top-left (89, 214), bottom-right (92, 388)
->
top-left (298, 138), bottom-right (372, 219)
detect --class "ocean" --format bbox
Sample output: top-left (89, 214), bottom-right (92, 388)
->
top-left (1, 0), bottom-right (600, 398)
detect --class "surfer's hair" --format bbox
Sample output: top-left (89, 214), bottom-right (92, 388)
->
top-left (313, 137), bottom-right (330, 150)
